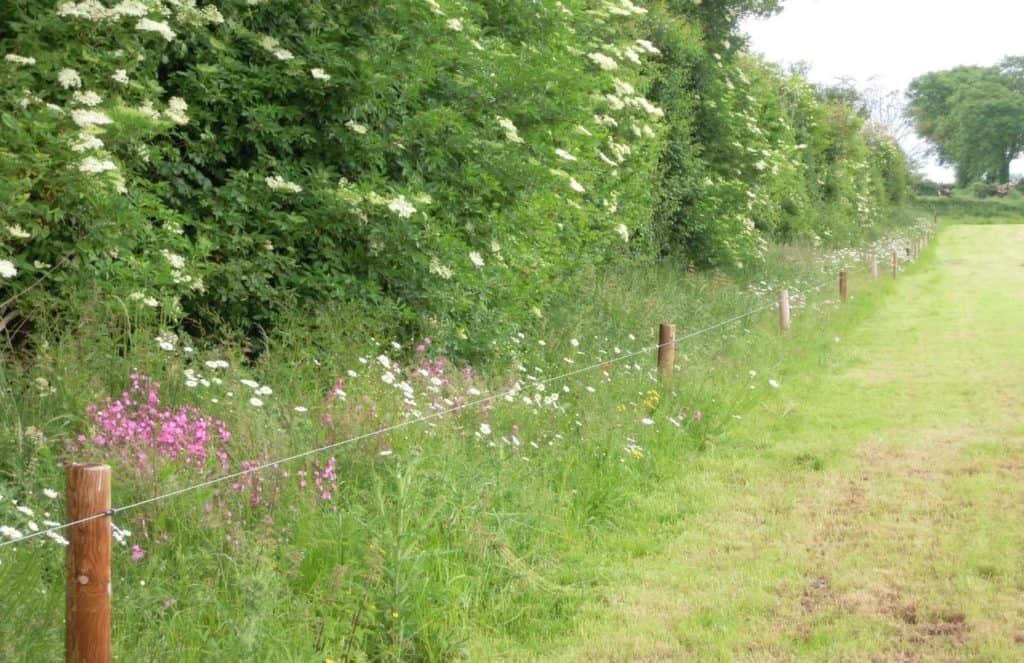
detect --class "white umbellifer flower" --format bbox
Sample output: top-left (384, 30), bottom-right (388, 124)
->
top-left (594, 114), bottom-right (617, 127)
top-left (425, 0), bottom-right (445, 14)
top-left (273, 48), bottom-right (293, 61)
top-left (311, 68), bottom-right (330, 80)
top-left (72, 90), bottom-right (102, 106)
top-left (768, 379), bottom-right (780, 388)
top-left (613, 78), bottom-right (635, 95)
top-left (490, 240), bottom-right (500, 253)
top-left (265, 175), bottom-right (302, 193)
top-left (143, 297), bottom-right (158, 307)
top-left (496, 116), bottom-right (523, 143)
top-left (376, 354), bottom-right (391, 369)
top-left (605, 94), bottom-right (625, 110)
top-left (636, 39), bottom-right (660, 55)
top-left (641, 417), bottom-right (655, 425)
top-left (239, 379), bottom-right (260, 389)
top-left (587, 52), bottom-right (617, 70)
top-left (0, 260), bottom-right (17, 279)
top-left (597, 151), bottom-right (617, 167)
top-left (469, 251), bottom-right (484, 268)
top-left (15, 505), bottom-right (34, 517)
top-left (4, 54), bottom-right (36, 66)
top-left (79, 157), bottom-right (118, 174)
top-left (256, 385), bottom-right (273, 396)
top-left (71, 109), bottom-right (112, 127)
top-left (200, 6), bottom-right (224, 23)
top-left (111, 69), bottom-right (129, 84)
top-left (554, 148), bottom-right (577, 162)
top-left (42, 488), bottom-right (59, 499)
top-left (294, 406), bottom-right (308, 413)
top-left (71, 133), bottom-right (104, 152)
top-left (569, 178), bottom-right (585, 193)
top-left (1, 525), bottom-right (23, 540)
top-left (168, 97), bottom-right (188, 112)
top-left (58, 68), bottom-right (82, 89)
top-left (381, 371), bottom-right (396, 385)
top-left (205, 360), bottom-right (229, 370)
top-left (615, 224), bottom-right (629, 241)
top-left (478, 423), bottom-right (491, 436)
top-left (249, 397), bottom-right (264, 407)
top-left (446, 17), bottom-right (463, 31)
top-left (387, 195), bottom-right (417, 218)
top-left (136, 18), bottom-right (176, 42)
top-left (110, 1), bottom-right (149, 18)
top-left (164, 96), bottom-right (189, 125)
top-left (7, 225), bottom-right (30, 239)
top-left (345, 119), bottom-right (367, 134)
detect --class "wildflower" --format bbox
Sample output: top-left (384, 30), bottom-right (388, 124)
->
top-left (376, 355), bottom-right (391, 369)
top-left (136, 18), bottom-right (176, 42)
top-left (381, 372), bottom-right (396, 385)
top-left (569, 178), bottom-right (585, 193)
top-left (345, 119), bottom-right (368, 134)
top-left (240, 379), bottom-right (260, 389)
top-left (387, 195), bottom-right (417, 218)
top-left (311, 68), bottom-right (331, 81)
top-left (615, 224), bottom-right (629, 242)
top-left (15, 505), bottom-right (33, 517)
top-left (429, 257), bottom-right (453, 279)
top-left (165, 97), bottom-right (189, 125)
top-left (446, 18), bottom-right (463, 31)
top-left (469, 251), bottom-right (484, 268)
top-left (7, 225), bottom-right (30, 239)
top-left (478, 423), bottom-right (491, 436)
top-left (294, 406), bottom-right (308, 413)
top-left (130, 544), bottom-right (145, 561)
top-left (42, 488), bottom-right (59, 499)
top-left (768, 379), bottom-right (780, 389)
top-left (204, 360), bottom-right (229, 370)
top-left (0, 525), bottom-right (23, 540)
top-left (640, 417), bottom-right (654, 426)
top-left (693, 410), bottom-right (702, 421)
top-left (570, 338), bottom-right (579, 348)
top-left (249, 397), bottom-right (264, 408)
top-left (256, 385), bottom-right (273, 396)
top-left (554, 148), bottom-right (577, 162)
top-left (4, 54), bottom-right (36, 66)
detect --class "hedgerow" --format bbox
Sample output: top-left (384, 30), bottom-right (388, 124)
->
top-left (1, 0), bottom-right (911, 354)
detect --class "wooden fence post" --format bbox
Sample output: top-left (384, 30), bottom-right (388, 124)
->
top-left (839, 271), bottom-right (848, 303)
top-left (657, 323), bottom-right (675, 376)
top-left (871, 255), bottom-right (879, 280)
top-left (892, 251), bottom-right (898, 278)
top-left (778, 290), bottom-right (790, 332)
top-left (66, 464), bottom-right (112, 663)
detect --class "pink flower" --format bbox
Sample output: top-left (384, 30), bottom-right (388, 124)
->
top-left (131, 544), bottom-right (145, 561)
top-left (693, 410), bottom-right (702, 421)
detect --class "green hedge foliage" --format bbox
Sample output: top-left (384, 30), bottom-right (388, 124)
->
top-left (1, 0), bottom-right (910, 352)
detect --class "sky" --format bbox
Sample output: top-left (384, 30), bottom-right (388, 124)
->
top-left (741, 0), bottom-right (1024, 182)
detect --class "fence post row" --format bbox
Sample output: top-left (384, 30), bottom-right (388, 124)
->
top-left (778, 289), bottom-right (790, 332)
top-left (66, 464), bottom-right (112, 663)
top-left (657, 323), bottom-right (676, 375)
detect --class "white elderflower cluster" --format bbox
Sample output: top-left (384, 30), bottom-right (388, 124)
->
top-left (258, 36), bottom-right (294, 61)
top-left (311, 68), bottom-right (331, 81)
top-left (71, 134), bottom-right (104, 152)
top-left (71, 109), bottom-right (113, 127)
top-left (345, 119), bottom-right (368, 134)
top-left (164, 96), bottom-right (189, 125)
top-left (79, 156), bottom-right (118, 174)
top-left (58, 68), bottom-right (82, 89)
top-left (497, 116), bottom-right (523, 143)
top-left (0, 259), bottom-right (17, 279)
top-left (136, 18), bottom-right (177, 42)
top-left (387, 195), bottom-right (417, 219)
top-left (111, 69), bottom-right (130, 84)
top-left (4, 54), bottom-right (36, 66)
top-left (72, 90), bottom-right (102, 107)
top-left (587, 52), bottom-right (618, 71)
top-left (265, 175), bottom-right (302, 193)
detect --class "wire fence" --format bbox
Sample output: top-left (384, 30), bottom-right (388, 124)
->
top-left (0, 277), bottom-right (844, 551)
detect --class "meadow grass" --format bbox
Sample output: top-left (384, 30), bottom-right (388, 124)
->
top-left (528, 222), bottom-right (1024, 660)
top-left (0, 222), bottom-right (931, 661)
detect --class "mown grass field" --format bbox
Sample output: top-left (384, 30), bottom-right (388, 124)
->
top-left (2, 202), bottom-right (1020, 660)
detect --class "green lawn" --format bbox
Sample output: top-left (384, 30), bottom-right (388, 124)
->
top-left (525, 224), bottom-right (1024, 661)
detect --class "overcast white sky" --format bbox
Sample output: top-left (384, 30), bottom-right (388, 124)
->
top-left (741, 0), bottom-right (1024, 182)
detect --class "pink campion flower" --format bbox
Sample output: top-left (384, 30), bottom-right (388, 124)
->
top-left (131, 544), bottom-right (145, 561)
top-left (693, 410), bottom-right (702, 422)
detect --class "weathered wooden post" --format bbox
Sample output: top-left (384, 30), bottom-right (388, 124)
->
top-left (66, 464), bottom-right (112, 663)
top-left (657, 323), bottom-right (675, 376)
top-left (871, 255), bottom-right (879, 280)
top-left (839, 271), bottom-right (848, 303)
top-left (778, 290), bottom-right (790, 332)
top-left (892, 251), bottom-right (898, 278)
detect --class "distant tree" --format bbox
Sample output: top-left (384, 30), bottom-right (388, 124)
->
top-left (907, 59), bottom-right (1024, 185)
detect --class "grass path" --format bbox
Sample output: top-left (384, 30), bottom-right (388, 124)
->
top-left (546, 225), bottom-right (1024, 661)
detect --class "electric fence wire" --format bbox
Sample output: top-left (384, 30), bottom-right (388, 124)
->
top-left (0, 277), bottom-right (839, 550)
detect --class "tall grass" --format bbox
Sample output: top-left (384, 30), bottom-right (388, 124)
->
top-left (0, 225), bottom-right (926, 661)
